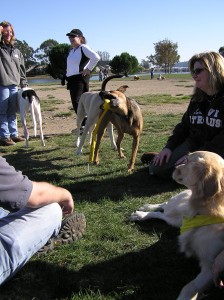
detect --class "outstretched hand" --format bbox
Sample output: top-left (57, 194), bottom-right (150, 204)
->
top-left (152, 148), bottom-right (172, 166)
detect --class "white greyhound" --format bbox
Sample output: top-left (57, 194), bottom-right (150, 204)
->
top-left (17, 87), bottom-right (45, 147)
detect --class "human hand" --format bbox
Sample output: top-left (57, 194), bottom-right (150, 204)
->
top-left (175, 155), bottom-right (188, 166)
top-left (213, 250), bottom-right (224, 288)
top-left (82, 68), bottom-right (90, 76)
top-left (60, 194), bottom-right (74, 216)
top-left (0, 26), bottom-right (3, 35)
top-left (152, 148), bottom-right (172, 166)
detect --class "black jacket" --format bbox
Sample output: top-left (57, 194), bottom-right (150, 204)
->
top-left (165, 92), bottom-right (224, 158)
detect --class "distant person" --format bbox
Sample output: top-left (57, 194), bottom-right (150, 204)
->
top-left (150, 68), bottom-right (154, 79)
top-left (0, 21), bottom-right (27, 146)
top-left (0, 155), bottom-right (86, 285)
top-left (99, 69), bottom-right (103, 81)
top-left (141, 51), bottom-right (224, 178)
top-left (103, 68), bottom-right (108, 79)
top-left (66, 28), bottom-right (100, 131)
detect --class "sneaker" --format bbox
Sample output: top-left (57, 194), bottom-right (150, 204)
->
top-left (141, 152), bottom-right (158, 164)
top-left (37, 213), bottom-right (86, 254)
top-left (0, 138), bottom-right (16, 146)
top-left (11, 136), bottom-right (25, 143)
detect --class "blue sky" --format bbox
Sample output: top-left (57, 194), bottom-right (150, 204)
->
top-left (2, 0), bottom-right (223, 63)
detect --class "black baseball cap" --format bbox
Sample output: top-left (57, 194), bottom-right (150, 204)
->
top-left (66, 29), bottom-right (83, 37)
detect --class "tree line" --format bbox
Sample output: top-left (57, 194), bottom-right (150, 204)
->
top-left (14, 37), bottom-right (224, 78)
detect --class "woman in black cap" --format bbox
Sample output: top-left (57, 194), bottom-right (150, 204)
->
top-left (66, 28), bottom-right (100, 131)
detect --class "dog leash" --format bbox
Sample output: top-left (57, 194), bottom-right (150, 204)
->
top-left (87, 99), bottom-right (110, 173)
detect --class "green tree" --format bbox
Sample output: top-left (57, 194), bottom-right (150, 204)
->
top-left (110, 52), bottom-right (139, 74)
top-left (47, 43), bottom-right (71, 79)
top-left (147, 38), bottom-right (180, 73)
top-left (14, 39), bottom-right (36, 69)
top-left (140, 59), bottom-right (150, 69)
top-left (35, 39), bottom-right (59, 64)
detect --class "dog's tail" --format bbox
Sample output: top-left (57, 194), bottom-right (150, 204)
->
top-left (22, 89), bottom-right (40, 103)
top-left (101, 73), bottom-right (128, 91)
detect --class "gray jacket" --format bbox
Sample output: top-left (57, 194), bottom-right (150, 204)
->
top-left (0, 157), bottom-right (33, 211)
top-left (0, 44), bottom-right (28, 87)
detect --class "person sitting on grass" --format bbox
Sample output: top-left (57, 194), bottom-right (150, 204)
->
top-left (141, 51), bottom-right (224, 178)
top-left (0, 156), bottom-right (86, 286)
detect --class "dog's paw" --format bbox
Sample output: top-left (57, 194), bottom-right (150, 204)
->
top-left (139, 204), bottom-right (160, 212)
top-left (139, 204), bottom-right (151, 211)
top-left (130, 211), bottom-right (150, 221)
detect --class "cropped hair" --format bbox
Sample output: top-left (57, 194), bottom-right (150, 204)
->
top-left (0, 21), bottom-right (15, 45)
top-left (189, 51), bottom-right (224, 102)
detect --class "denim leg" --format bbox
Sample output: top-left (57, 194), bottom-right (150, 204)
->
top-left (0, 203), bottom-right (62, 285)
top-left (0, 86), bottom-right (10, 138)
top-left (8, 86), bottom-right (18, 137)
top-left (0, 208), bottom-right (10, 219)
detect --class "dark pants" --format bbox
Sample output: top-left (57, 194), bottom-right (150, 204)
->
top-left (148, 140), bottom-right (196, 179)
top-left (67, 74), bottom-right (90, 126)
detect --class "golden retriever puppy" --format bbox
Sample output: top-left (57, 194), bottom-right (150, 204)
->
top-left (131, 151), bottom-right (224, 299)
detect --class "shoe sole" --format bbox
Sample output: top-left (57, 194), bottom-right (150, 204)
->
top-left (59, 213), bottom-right (86, 244)
top-left (37, 213), bottom-right (86, 255)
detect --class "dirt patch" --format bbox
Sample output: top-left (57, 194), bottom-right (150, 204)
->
top-left (21, 78), bottom-right (194, 136)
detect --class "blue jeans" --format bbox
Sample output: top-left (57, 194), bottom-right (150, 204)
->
top-left (0, 203), bottom-right (62, 285)
top-left (0, 85), bottom-right (18, 138)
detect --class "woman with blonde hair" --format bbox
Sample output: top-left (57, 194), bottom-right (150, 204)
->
top-left (0, 21), bottom-right (27, 146)
top-left (142, 51), bottom-right (224, 178)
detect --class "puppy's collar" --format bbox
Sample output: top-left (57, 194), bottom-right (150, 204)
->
top-left (181, 215), bottom-right (224, 234)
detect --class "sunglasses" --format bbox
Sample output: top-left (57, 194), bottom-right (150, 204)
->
top-left (69, 35), bottom-right (79, 39)
top-left (191, 68), bottom-right (205, 75)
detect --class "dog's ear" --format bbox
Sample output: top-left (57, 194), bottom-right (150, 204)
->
top-left (99, 91), bottom-right (114, 100)
top-left (116, 85), bottom-right (129, 93)
top-left (197, 162), bottom-right (223, 198)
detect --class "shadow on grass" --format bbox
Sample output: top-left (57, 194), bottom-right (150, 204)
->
top-left (2, 146), bottom-right (179, 203)
top-left (0, 226), bottom-right (185, 300)
top-left (1, 149), bottom-right (223, 299)
top-left (1, 223), bottom-right (222, 300)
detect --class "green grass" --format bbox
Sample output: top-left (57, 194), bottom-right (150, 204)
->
top-left (135, 94), bottom-right (189, 105)
top-left (0, 87), bottom-right (222, 300)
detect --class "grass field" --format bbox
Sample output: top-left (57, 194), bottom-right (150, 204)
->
top-left (0, 86), bottom-right (223, 300)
